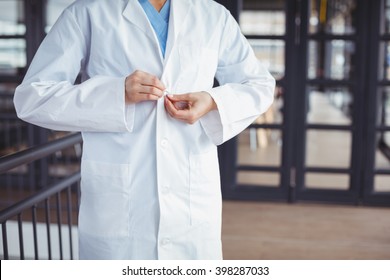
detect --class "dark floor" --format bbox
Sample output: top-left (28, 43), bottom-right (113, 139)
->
top-left (222, 201), bottom-right (390, 260)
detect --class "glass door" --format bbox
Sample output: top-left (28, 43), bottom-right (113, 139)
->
top-left (293, 0), bottom-right (364, 203)
top-left (218, 0), bottom-right (390, 206)
top-left (218, 0), bottom-right (295, 201)
top-left (364, 0), bottom-right (390, 205)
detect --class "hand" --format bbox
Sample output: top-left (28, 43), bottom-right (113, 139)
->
top-left (125, 70), bottom-right (165, 104)
top-left (164, 91), bottom-right (218, 124)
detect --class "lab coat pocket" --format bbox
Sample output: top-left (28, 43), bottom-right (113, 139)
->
top-left (177, 45), bottom-right (218, 92)
top-left (189, 149), bottom-right (222, 224)
top-left (79, 160), bottom-right (131, 237)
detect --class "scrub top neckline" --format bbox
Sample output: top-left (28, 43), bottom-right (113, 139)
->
top-left (138, 0), bottom-right (169, 14)
top-left (138, 0), bottom-right (170, 57)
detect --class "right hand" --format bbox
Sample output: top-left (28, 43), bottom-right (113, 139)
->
top-left (125, 70), bottom-right (165, 104)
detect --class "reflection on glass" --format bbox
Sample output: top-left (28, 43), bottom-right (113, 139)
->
top-left (309, 0), bottom-right (356, 34)
top-left (376, 88), bottom-right (390, 127)
top-left (375, 132), bottom-right (390, 169)
top-left (46, 0), bottom-right (76, 32)
top-left (305, 173), bottom-right (349, 190)
top-left (379, 42), bottom-right (390, 80)
top-left (382, 0), bottom-right (390, 34)
top-left (0, 39), bottom-right (26, 75)
top-left (238, 129), bottom-right (282, 166)
top-left (240, 10), bottom-right (285, 35)
top-left (306, 87), bottom-right (352, 125)
top-left (306, 130), bottom-right (351, 168)
top-left (374, 175), bottom-right (390, 192)
top-left (249, 39), bottom-right (285, 80)
top-left (308, 40), bottom-right (355, 80)
top-left (0, 0), bottom-right (25, 35)
top-left (237, 171), bottom-right (279, 187)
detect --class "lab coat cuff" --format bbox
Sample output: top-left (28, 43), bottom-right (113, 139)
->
top-left (199, 88), bottom-right (227, 145)
top-left (117, 77), bottom-right (135, 132)
top-left (206, 87), bottom-right (229, 125)
top-left (124, 104), bottom-right (135, 132)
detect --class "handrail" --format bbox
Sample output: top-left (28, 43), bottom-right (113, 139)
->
top-left (0, 133), bottom-right (82, 174)
top-left (0, 172), bottom-right (80, 223)
top-left (0, 132), bottom-right (82, 260)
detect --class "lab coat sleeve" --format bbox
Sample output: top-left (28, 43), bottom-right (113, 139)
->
top-left (200, 11), bottom-right (275, 146)
top-left (13, 9), bottom-right (135, 133)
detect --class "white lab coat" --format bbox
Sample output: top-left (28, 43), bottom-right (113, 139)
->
top-left (14, 0), bottom-right (275, 259)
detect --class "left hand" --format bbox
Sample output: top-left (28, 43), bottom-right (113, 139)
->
top-left (164, 91), bottom-right (217, 124)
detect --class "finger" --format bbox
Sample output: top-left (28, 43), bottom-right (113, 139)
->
top-left (165, 96), bottom-right (187, 119)
top-left (137, 72), bottom-right (165, 91)
top-left (166, 94), bottom-right (191, 110)
top-left (164, 96), bottom-right (179, 116)
top-left (164, 93), bottom-right (190, 110)
top-left (133, 92), bottom-right (160, 102)
top-left (128, 91), bottom-right (163, 104)
top-left (174, 101), bottom-right (190, 110)
top-left (165, 96), bottom-right (197, 124)
top-left (167, 93), bottom-right (192, 102)
top-left (138, 85), bottom-right (164, 98)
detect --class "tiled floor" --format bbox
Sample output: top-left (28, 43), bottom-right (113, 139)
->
top-left (222, 200), bottom-right (390, 260)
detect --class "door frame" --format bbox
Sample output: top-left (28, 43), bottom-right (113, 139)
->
top-left (217, 0), bottom-right (390, 207)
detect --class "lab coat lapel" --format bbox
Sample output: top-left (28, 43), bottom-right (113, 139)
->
top-left (164, 0), bottom-right (192, 62)
top-left (122, 0), bottom-right (156, 43)
top-left (123, 0), bottom-right (193, 81)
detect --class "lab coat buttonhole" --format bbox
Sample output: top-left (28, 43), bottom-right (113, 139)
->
top-left (161, 238), bottom-right (171, 246)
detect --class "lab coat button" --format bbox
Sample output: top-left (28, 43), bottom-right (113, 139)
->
top-left (161, 238), bottom-right (171, 246)
top-left (161, 139), bottom-right (168, 148)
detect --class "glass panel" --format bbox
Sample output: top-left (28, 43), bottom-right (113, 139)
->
top-left (240, 10), bottom-right (285, 36)
top-left (249, 39), bottom-right (285, 80)
top-left (238, 129), bottom-right (282, 166)
top-left (307, 87), bottom-right (352, 125)
top-left (0, 0), bottom-right (25, 35)
top-left (308, 40), bottom-right (355, 80)
top-left (374, 175), bottom-right (390, 192)
top-left (237, 171), bottom-right (279, 187)
top-left (309, 0), bottom-right (356, 34)
top-left (376, 88), bottom-right (390, 127)
top-left (0, 39), bottom-right (26, 75)
top-left (376, 132), bottom-right (390, 169)
top-left (306, 130), bottom-right (351, 168)
top-left (305, 173), bottom-right (349, 190)
top-left (379, 42), bottom-right (390, 80)
top-left (46, 0), bottom-right (76, 32)
top-left (382, 0), bottom-right (390, 34)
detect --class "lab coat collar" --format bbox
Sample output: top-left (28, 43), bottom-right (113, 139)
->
top-left (123, 0), bottom-right (193, 62)
top-left (123, 0), bottom-right (156, 43)
top-left (165, 0), bottom-right (192, 60)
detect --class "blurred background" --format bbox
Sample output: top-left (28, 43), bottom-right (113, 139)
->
top-left (0, 0), bottom-right (389, 260)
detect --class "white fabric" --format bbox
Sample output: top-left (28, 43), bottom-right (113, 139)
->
top-left (14, 0), bottom-right (275, 260)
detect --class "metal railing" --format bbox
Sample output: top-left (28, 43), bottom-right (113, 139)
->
top-left (0, 133), bottom-right (82, 260)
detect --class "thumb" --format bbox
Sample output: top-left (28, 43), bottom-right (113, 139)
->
top-left (167, 93), bottom-right (191, 101)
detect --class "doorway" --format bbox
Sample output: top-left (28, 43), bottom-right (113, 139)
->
top-left (217, 0), bottom-right (390, 206)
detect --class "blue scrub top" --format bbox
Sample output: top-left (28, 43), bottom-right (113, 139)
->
top-left (139, 0), bottom-right (170, 57)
